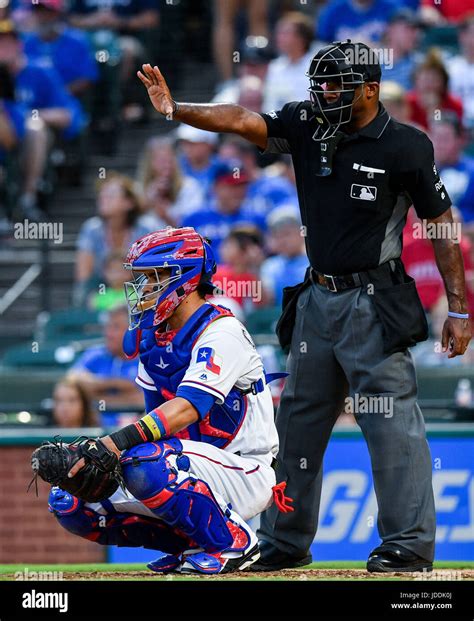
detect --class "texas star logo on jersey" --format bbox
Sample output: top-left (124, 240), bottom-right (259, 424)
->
top-left (197, 347), bottom-right (222, 375)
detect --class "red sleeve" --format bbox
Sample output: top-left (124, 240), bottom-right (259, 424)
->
top-left (444, 94), bottom-right (464, 121)
top-left (407, 93), bottom-right (428, 130)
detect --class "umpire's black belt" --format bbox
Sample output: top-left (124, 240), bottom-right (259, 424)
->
top-left (310, 259), bottom-right (399, 293)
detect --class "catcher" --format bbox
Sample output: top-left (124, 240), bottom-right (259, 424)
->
top-left (31, 227), bottom-right (290, 575)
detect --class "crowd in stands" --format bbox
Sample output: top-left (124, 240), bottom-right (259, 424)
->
top-left (2, 0), bottom-right (474, 426)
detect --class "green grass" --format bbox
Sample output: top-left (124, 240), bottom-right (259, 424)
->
top-left (0, 560), bottom-right (472, 581)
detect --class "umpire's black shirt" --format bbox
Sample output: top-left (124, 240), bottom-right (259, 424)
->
top-left (261, 102), bottom-right (451, 275)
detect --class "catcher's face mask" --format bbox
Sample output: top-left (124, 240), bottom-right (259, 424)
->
top-left (124, 266), bottom-right (181, 329)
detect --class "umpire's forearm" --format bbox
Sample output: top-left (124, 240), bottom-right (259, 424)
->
top-left (173, 102), bottom-right (266, 147)
top-left (173, 102), bottom-right (245, 133)
top-left (431, 220), bottom-right (468, 314)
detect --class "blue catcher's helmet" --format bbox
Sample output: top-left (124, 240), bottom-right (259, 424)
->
top-left (123, 227), bottom-right (219, 330)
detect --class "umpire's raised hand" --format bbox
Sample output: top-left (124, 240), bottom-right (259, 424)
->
top-left (138, 64), bottom-right (176, 117)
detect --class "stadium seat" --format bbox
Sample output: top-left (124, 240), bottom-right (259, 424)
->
top-left (417, 366), bottom-right (474, 400)
top-left (0, 368), bottom-right (62, 408)
top-left (421, 26), bottom-right (459, 54)
top-left (245, 307), bottom-right (281, 334)
top-left (245, 307), bottom-right (281, 346)
top-left (1, 342), bottom-right (80, 369)
top-left (36, 308), bottom-right (103, 343)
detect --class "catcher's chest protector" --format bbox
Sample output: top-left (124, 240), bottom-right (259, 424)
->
top-left (139, 304), bottom-right (247, 449)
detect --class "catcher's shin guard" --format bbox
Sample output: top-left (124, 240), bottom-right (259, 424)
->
top-left (48, 486), bottom-right (189, 553)
top-left (120, 440), bottom-right (249, 556)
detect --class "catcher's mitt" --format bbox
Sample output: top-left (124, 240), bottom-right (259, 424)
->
top-left (30, 436), bottom-right (123, 503)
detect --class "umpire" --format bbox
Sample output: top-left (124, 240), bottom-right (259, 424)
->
top-left (138, 40), bottom-right (472, 572)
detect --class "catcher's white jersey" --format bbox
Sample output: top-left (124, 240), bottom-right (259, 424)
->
top-left (86, 315), bottom-right (280, 524)
top-left (136, 315), bottom-right (279, 460)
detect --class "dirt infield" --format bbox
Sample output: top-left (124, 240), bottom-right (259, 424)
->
top-left (3, 568), bottom-right (470, 581)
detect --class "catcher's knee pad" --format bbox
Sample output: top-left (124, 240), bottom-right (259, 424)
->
top-left (48, 486), bottom-right (189, 552)
top-left (120, 440), bottom-right (234, 553)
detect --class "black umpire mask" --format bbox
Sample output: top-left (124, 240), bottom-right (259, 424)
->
top-left (307, 40), bottom-right (382, 142)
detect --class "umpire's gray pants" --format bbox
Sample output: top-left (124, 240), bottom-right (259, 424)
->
top-left (258, 282), bottom-right (436, 561)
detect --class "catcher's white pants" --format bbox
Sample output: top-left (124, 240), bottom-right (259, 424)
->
top-left (87, 440), bottom-right (276, 523)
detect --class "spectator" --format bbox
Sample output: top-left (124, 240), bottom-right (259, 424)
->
top-left (420, 0), bottom-right (474, 25)
top-left (407, 49), bottom-right (463, 130)
top-left (182, 161), bottom-right (266, 260)
top-left (0, 21), bottom-right (85, 138)
top-left (75, 172), bottom-right (151, 303)
top-left (52, 377), bottom-right (98, 428)
top-left (24, 0), bottom-right (98, 98)
top-left (237, 75), bottom-right (264, 112)
top-left (447, 15), bottom-right (474, 132)
top-left (69, 0), bottom-right (159, 120)
top-left (263, 12), bottom-right (314, 112)
top-left (430, 113), bottom-right (474, 222)
top-left (261, 207), bottom-right (308, 306)
top-left (175, 124), bottom-right (221, 198)
top-left (0, 64), bottom-right (26, 227)
top-left (213, 36), bottom-right (274, 104)
top-left (0, 19), bottom-right (85, 218)
top-left (136, 136), bottom-right (204, 228)
top-left (379, 81), bottom-right (413, 123)
top-left (381, 9), bottom-right (423, 90)
top-left (213, 225), bottom-right (267, 312)
top-left (69, 0), bottom-right (159, 34)
top-left (0, 63), bottom-right (24, 165)
top-left (89, 251), bottom-right (128, 312)
top-left (317, 0), bottom-right (398, 46)
top-left (213, 0), bottom-right (269, 84)
top-left (68, 305), bottom-right (143, 427)
top-left (218, 135), bottom-right (298, 217)
top-left (0, 59), bottom-right (44, 223)
top-left (402, 207), bottom-right (474, 319)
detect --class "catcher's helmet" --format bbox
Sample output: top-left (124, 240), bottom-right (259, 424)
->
top-left (123, 227), bottom-right (219, 330)
top-left (307, 40), bottom-right (382, 140)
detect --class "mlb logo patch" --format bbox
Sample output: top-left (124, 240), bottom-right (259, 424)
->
top-left (351, 184), bottom-right (377, 201)
top-left (197, 347), bottom-right (222, 375)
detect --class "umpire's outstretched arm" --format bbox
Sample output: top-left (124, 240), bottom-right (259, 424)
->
top-left (430, 208), bottom-right (472, 357)
top-left (137, 64), bottom-right (268, 149)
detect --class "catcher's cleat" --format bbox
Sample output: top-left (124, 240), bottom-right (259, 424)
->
top-left (366, 544), bottom-right (433, 573)
top-left (147, 553), bottom-right (182, 574)
top-left (178, 522), bottom-right (260, 575)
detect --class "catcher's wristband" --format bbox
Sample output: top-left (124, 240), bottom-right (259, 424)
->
top-left (110, 409), bottom-right (170, 451)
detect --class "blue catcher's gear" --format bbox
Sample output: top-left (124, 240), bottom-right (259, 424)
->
top-left (48, 486), bottom-right (190, 553)
top-left (124, 302), bottom-right (284, 449)
top-left (120, 440), bottom-right (257, 571)
top-left (123, 227), bottom-right (221, 330)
